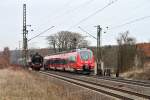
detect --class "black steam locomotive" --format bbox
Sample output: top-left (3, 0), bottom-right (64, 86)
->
top-left (30, 52), bottom-right (43, 71)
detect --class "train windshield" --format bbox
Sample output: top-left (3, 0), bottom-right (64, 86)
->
top-left (80, 50), bottom-right (92, 61)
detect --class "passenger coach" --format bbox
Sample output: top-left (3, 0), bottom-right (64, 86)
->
top-left (44, 48), bottom-right (95, 74)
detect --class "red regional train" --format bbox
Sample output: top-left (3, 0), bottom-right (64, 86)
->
top-left (43, 48), bottom-right (95, 74)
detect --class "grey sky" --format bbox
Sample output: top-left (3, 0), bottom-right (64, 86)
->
top-left (0, 0), bottom-right (150, 50)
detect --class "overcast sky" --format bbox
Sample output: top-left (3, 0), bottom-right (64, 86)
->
top-left (0, 0), bottom-right (150, 50)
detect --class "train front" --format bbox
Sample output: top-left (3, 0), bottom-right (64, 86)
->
top-left (77, 49), bottom-right (95, 73)
top-left (31, 53), bottom-right (43, 71)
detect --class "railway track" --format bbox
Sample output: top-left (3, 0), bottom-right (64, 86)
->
top-left (41, 70), bottom-right (150, 87)
top-left (39, 70), bottom-right (150, 100)
top-left (96, 76), bottom-right (150, 87)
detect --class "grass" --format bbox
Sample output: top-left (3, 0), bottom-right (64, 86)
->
top-left (0, 56), bottom-right (9, 69)
top-left (0, 67), bottom-right (113, 100)
top-left (122, 63), bottom-right (150, 80)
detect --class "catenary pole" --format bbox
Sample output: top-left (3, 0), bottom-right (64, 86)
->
top-left (22, 4), bottom-right (28, 67)
top-left (95, 25), bottom-right (103, 75)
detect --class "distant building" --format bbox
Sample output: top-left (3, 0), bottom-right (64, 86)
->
top-left (137, 43), bottom-right (150, 59)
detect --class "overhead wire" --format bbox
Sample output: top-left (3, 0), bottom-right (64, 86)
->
top-left (37, 0), bottom-right (73, 25)
top-left (28, 26), bottom-right (55, 41)
top-left (27, 0), bottom-right (96, 44)
top-left (112, 0), bottom-right (150, 28)
top-left (62, 0), bottom-right (95, 15)
top-left (68, 0), bottom-right (118, 30)
top-left (78, 26), bottom-right (97, 40)
top-left (34, 0), bottom-right (95, 34)
top-left (21, 0), bottom-right (150, 48)
top-left (27, 0), bottom-right (73, 37)
top-left (109, 15), bottom-right (150, 30)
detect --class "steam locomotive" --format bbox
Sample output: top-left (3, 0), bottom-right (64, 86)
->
top-left (30, 52), bottom-right (43, 71)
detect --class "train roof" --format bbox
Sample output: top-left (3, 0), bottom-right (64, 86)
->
top-left (44, 48), bottom-right (91, 59)
top-left (48, 48), bottom-right (89, 55)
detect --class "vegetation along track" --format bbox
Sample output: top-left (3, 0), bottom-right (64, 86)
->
top-left (38, 71), bottom-right (150, 100)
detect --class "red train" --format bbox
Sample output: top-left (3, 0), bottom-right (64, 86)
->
top-left (43, 48), bottom-right (95, 74)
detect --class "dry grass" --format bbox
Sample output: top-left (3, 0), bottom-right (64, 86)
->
top-left (0, 56), bottom-right (9, 69)
top-left (122, 63), bottom-right (150, 80)
top-left (0, 68), bottom-right (112, 100)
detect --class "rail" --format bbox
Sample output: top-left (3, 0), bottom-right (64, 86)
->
top-left (38, 71), bottom-right (150, 100)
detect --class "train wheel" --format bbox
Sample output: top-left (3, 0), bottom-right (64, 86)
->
top-left (32, 67), bottom-right (40, 71)
top-left (37, 68), bottom-right (40, 71)
top-left (34, 68), bottom-right (40, 71)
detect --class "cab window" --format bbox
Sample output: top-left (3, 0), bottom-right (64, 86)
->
top-left (80, 51), bottom-right (92, 61)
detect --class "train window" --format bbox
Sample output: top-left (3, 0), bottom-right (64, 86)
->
top-left (61, 59), bottom-right (67, 65)
top-left (68, 56), bottom-right (76, 63)
top-left (59, 59), bottom-right (64, 65)
top-left (80, 51), bottom-right (92, 61)
top-left (53, 59), bottom-right (61, 64)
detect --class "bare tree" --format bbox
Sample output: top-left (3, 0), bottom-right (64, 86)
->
top-left (47, 31), bottom-right (89, 52)
top-left (47, 35), bottom-right (57, 53)
top-left (117, 31), bottom-right (136, 73)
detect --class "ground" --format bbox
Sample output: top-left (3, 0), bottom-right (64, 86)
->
top-left (0, 66), bottom-right (112, 100)
top-left (0, 68), bottom-right (60, 100)
top-left (122, 63), bottom-right (150, 80)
